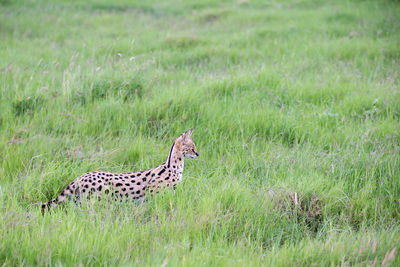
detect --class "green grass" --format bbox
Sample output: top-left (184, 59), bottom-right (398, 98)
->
top-left (1, 0), bottom-right (399, 265)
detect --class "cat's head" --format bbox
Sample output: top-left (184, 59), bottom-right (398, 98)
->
top-left (176, 129), bottom-right (198, 158)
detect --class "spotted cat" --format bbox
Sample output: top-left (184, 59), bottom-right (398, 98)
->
top-left (41, 129), bottom-right (198, 213)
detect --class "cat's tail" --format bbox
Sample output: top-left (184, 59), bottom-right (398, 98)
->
top-left (41, 181), bottom-right (79, 215)
top-left (41, 199), bottom-right (60, 215)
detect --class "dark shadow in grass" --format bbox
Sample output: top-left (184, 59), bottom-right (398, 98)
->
top-left (196, 9), bottom-right (230, 24)
top-left (255, 29), bottom-right (286, 40)
top-left (160, 48), bottom-right (241, 70)
top-left (209, 75), bottom-right (280, 98)
top-left (252, 119), bottom-right (308, 147)
top-left (12, 96), bottom-right (45, 116)
top-left (83, 2), bottom-right (164, 17)
top-left (91, 78), bottom-right (144, 101)
top-left (326, 13), bottom-right (357, 24)
top-left (164, 36), bottom-right (205, 49)
top-left (209, 80), bottom-right (251, 98)
top-left (89, 3), bottom-right (131, 13)
top-left (289, 0), bottom-right (327, 9)
top-left (0, 0), bottom-right (10, 6)
top-left (73, 77), bottom-right (145, 104)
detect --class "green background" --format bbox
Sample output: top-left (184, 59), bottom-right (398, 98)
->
top-left (0, 0), bottom-right (399, 265)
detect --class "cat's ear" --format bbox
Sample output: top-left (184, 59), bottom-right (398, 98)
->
top-left (182, 128), bottom-right (193, 143)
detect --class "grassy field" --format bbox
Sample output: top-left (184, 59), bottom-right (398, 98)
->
top-left (1, 0), bottom-right (399, 265)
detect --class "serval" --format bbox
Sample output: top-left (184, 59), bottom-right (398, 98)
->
top-left (41, 129), bottom-right (198, 213)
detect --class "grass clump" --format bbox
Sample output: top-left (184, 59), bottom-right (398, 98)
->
top-left (12, 96), bottom-right (45, 116)
top-left (89, 77), bottom-right (145, 102)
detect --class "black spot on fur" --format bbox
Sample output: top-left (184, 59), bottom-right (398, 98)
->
top-left (165, 176), bottom-right (170, 180)
top-left (142, 178), bottom-right (147, 182)
top-left (130, 175), bottom-right (135, 178)
top-left (129, 187), bottom-right (133, 190)
top-left (136, 182), bottom-right (141, 185)
top-left (125, 183), bottom-right (130, 186)
top-left (90, 188), bottom-right (95, 193)
top-left (84, 184), bottom-right (89, 188)
top-left (145, 172), bottom-right (151, 177)
top-left (158, 169), bottom-right (166, 175)
top-left (122, 188), bottom-right (126, 191)
top-left (98, 185), bottom-right (102, 191)
top-left (136, 190), bottom-right (140, 194)
top-left (116, 183), bottom-right (122, 187)
top-left (152, 173), bottom-right (155, 177)
top-left (92, 182), bottom-right (96, 186)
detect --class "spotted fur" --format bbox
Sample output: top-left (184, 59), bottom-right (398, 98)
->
top-left (41, 129), bottom-right (198, 214)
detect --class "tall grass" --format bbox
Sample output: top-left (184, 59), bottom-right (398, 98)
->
top-left (0, 0), bottom-right (399, 265)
